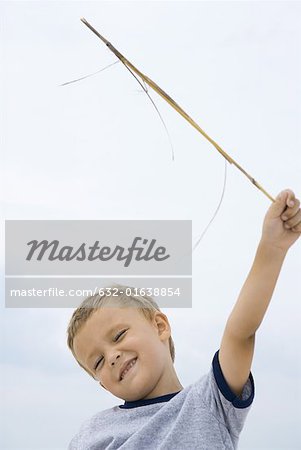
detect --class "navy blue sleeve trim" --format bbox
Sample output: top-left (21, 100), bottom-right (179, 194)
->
top-left (212, 349), bottom-right (255, 409)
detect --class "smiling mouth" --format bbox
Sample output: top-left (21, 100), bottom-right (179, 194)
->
top-left (120, 358), bottom-right (137, 381)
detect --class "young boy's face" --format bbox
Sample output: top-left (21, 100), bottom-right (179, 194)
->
top-left (73, 307), bottom-right (179, 402)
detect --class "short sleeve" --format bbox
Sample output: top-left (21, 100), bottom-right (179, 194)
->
top-left (196, 349), bottom-right (255, 439)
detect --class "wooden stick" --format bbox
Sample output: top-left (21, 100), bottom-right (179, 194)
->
top-left (80, 17), bottom-right (275, 202)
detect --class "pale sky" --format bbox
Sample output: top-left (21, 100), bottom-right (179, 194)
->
top-left (1, 1), bottom-right (301, 449)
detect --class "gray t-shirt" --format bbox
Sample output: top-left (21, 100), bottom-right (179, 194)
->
top-left (69, 350), bottom-right (255, 449)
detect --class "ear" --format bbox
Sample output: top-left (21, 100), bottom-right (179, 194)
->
top-left (153, 312), bottom-right (171, 342)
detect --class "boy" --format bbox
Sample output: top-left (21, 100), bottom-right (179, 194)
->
top-left (67, 189), bottom-right (300, 449)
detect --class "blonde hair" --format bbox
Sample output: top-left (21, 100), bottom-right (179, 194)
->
top-left (67, 284), bottom-right (175, 379)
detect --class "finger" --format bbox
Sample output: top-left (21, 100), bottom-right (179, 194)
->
top-left (283, 209), bottom-right (301, 229)
top-left (283, 189), bottom-right (296, 208)
top-left (281, 198), bottom-right (300, 221)
top-left (292, 221), bottom-right (301, 233)
top-left (271, 191), bottom-right (292, 217)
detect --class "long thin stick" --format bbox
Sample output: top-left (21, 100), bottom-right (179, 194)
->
top-left (80, 17), bottom-right (275, 202)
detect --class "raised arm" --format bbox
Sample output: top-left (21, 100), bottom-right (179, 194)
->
top-left (218, 189), bottom-right (301, 398)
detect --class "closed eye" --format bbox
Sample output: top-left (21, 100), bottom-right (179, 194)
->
top-left (114, 329), bottom-right (127, 342)
top-left (94, 329), bottom-right (128, 371)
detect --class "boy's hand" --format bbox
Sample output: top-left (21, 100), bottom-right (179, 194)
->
top-left (261, 189), bottom-right (301, 252)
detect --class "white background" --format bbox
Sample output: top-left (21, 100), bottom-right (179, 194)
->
top-left (1, 1), bottom-right (301, 449)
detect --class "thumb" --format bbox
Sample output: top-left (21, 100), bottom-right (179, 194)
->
top-left (266, 190), bottom-right (289, 218)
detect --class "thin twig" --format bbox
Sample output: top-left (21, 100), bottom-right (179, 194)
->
top-left (193, 159), bottom-right (228, 250)
top-left (60, 61), bottom-right (120, 86)
top-left (123, 63), bottom-right (175, 161)
top-left (80, 17), bottom-right (275, 203)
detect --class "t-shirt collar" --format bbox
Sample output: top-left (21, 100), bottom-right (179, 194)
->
top-left (119, 390), bottom-right (181, 409)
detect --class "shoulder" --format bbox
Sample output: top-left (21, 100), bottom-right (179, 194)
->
top-left (192, 349), bottom-right (255, 437)
top-left (211, 349), bottom-right (255, 408)
top-left (194, 349), bottom-right (255, 412)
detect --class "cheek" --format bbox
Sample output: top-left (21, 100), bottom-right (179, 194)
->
top-left (138, 337), bottom-right (166, 367)
top-left (118, 335), bottom-right (157, 371)
top-left (124, 334), bottom-right (151, 352)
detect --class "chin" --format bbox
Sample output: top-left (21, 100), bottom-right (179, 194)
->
top-left (114, 361), bottom-right (165, 401)
top-left (122, 379), bottom-right (159, 402)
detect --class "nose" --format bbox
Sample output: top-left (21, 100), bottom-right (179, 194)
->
top-left (109, 352), bottom-right (121, 367)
